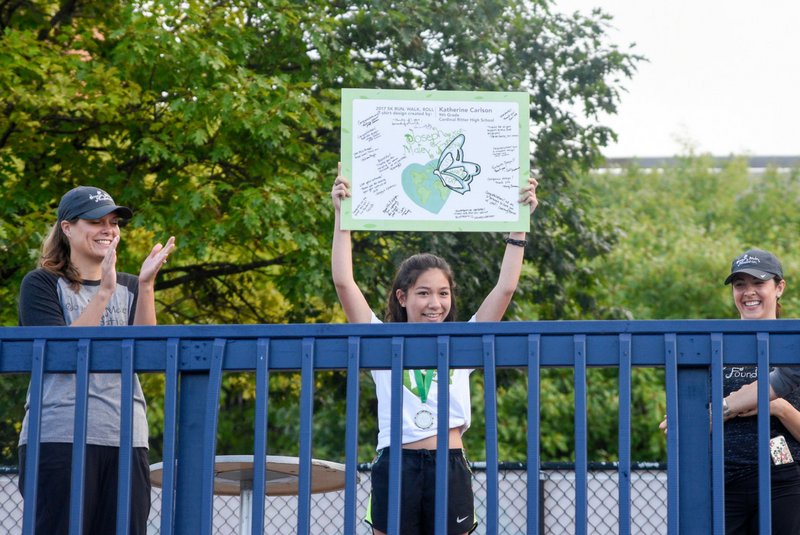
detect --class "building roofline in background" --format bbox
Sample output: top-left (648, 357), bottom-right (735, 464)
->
top-left (604, 155), bottom-right (800, 170)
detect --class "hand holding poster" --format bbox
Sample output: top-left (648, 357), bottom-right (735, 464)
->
top-left (340, 89), bottom-right (530, 232)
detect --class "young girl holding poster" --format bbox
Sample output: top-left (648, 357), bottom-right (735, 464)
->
top-left (331, 163), bottom-right (538, 535)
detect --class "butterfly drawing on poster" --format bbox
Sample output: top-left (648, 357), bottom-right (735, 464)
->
top-left (433, 134), bottom-right (481, 195)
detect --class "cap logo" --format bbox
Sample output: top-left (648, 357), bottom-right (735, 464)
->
top-left (735, 254), bottom-right (761, 267)
top-left (89, 190), bottom-right (113, 203)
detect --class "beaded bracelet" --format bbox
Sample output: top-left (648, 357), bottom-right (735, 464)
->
top-left (504, 237), bottom-right (527, 248)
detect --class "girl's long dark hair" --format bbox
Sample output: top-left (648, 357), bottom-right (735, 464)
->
top-left (385, 253), bottom-right (457, 323)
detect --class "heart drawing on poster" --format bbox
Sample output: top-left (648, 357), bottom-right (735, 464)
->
top-left (401, 160), bottom-right (451, 214)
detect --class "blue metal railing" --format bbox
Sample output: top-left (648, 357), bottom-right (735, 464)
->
top-left (2, 319), bottom-right (800, 534)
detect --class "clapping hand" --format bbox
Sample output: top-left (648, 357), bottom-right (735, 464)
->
top-left (139, 236), bottom-right (176, 284)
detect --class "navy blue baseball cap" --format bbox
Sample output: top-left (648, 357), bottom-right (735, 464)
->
top-left (57, 186), bottom-right (132, 222)
top-left (724, 249), bottom-right (784, 285)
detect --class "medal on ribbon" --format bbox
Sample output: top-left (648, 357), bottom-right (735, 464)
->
top-left (411, 369), bottom-right (435, 429)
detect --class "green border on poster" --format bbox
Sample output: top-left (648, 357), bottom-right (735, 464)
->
top-left (340, 88), bottom-right (530, 232)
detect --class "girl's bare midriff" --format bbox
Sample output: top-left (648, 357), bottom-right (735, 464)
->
top-left (402, 427), bottom-right (463, 450)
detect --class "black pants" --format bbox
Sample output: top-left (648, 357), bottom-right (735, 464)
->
top-left (18, 443), bottom-right (151, 535)
top-left (726, 463), bottom-right (800, 534)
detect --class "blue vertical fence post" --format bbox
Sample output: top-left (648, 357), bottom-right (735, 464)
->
top-left (434, 336), bottom-right (450, 535)
top-left (251, 338), bottom-right (270, 535)
top-left (173, 373), bottom-right (205, 535)
top-left (174, 341), bottom-right (219, 535)
top-left (160, 338), bottom-right (180, 535)
top-left (527, 334), bottom-right (541, 535)
top-left (199, 339), bottom-right (225, 535)
top-left (618, 334), bottom-right (632, 535)
top-left (115, 339), bottom-right (136, 535)
top-left (387, 337), bottom-right (405, 535)
top-left (22, 339), bottom-right (47, 535)
top-left (68, 339), bottom-right (91, 535)
top-left (710, 334), bottom-right (725, 535)
top-left (757, 332), bottom-right (772, 534)
top-left (665, 333), bottom-right (680, 535)
top-left (298, 337), bottom-right (316, 535)
top-left (344, 337), bottom-right (361, 535)
top-left (573, 335), bottom-right (588, 535)
top-left (483, 335), bottom-right (499, 535)
top-left (676, 335), bottom-right (712, 532)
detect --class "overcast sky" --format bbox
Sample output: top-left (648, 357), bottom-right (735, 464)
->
top-left (554, 0), bottom-right (800, 158)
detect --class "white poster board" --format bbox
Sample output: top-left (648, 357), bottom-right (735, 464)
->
top-left (340, 89), bottom-right (530, 232)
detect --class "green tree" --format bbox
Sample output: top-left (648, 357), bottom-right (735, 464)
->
top-left (580, 155), bottom-right (800, 321)
top-left (1, 0), bottom-right (640, 323)
top-left (1, 0), bottom-right (641, 463)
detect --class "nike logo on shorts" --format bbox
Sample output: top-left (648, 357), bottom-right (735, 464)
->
top-left (457, 515), bottom-right (470, 523)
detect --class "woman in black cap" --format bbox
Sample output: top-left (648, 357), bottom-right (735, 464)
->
top-left (719, 249), bottom-right (800, 533)
top-left (724, 249), bottom-right (800, 411)
top-left (17, 185), bottom-right (175, 535)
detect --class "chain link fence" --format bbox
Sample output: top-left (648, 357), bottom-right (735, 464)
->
top-left (1, 462), bottom-right (667, 534)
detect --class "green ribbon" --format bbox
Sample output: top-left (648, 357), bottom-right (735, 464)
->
top-left (404, 369), bottom-right (455, 402)
top-left (413, 369), bottom-right (435, 404)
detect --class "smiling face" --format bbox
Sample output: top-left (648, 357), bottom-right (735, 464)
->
top-left (731, 273), bottom-right (785, 320)
top-left (395, 268), bottom-right (452, 323)
top-left (61, 213), bottom-right (121, 266)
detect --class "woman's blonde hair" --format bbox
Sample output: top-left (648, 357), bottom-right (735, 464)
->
top-left (39, 220), bottom-right (81, 290)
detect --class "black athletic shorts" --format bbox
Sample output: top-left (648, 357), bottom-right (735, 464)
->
top-left (18, 443), bottom-right (151, 535)
top-left (366, 448), bottom-right (477, 535)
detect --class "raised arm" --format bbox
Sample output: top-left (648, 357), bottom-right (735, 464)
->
top-left (331, 163), bottom-right (374, 323)
top-left (475, 176), bottom-right (539, 322)
top-left (134, 236), bottom-right (176, 325)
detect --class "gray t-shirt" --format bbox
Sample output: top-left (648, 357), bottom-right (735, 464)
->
top-left (18, 269), bottom-right (149, 448)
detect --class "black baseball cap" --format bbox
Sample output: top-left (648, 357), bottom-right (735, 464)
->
top-left (57, 186), bottom-right (133, 222)
top-left (724, 249), bottom-right (784, 285)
